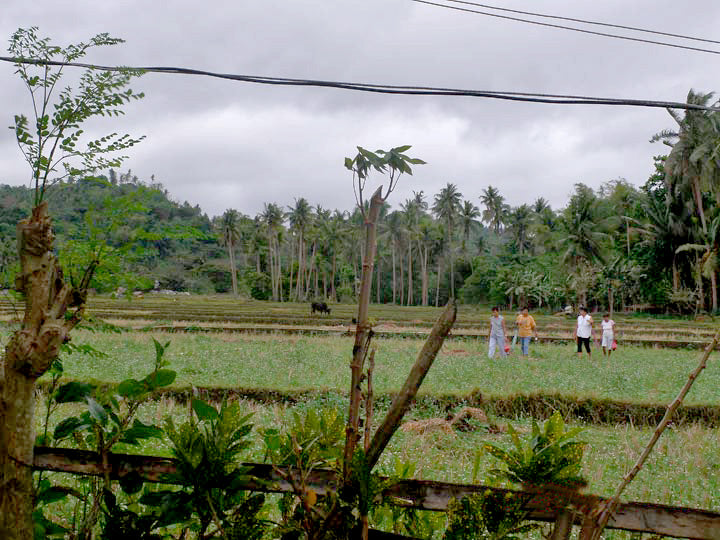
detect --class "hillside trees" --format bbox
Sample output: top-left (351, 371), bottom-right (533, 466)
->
top-left (1, 28), bottom-right (144, 539)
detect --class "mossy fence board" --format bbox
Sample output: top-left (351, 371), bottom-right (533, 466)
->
top-left (34, 447), bottom-right (720, 539)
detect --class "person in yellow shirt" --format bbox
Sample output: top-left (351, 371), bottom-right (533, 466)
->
top-left (514, 306), bottom-right (538, 356)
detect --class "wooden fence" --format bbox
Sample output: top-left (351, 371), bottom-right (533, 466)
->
top-left (34, 447), bottom-right (720, 540)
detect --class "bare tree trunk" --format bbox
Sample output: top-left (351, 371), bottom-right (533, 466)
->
top-left (1, 203), bottom-right (91, 540)
top-left (399, 250), bottom-right (405, 306)
top-left (692, 176), bottom-right (707, 234)
top-left (608, 286), bottom-right (614, 318)
top-left (323, 267), bottom-right (328, 300)
top-left (391, 244), bottom-right (396, 304)
top-left (406, 243), bottom-right (413, 306)
top-left (672, 257), bottom-right (679, 293)
top-left (288, 238), bottom-right (295, 301)
top-left (421, 244), bottom-right (428, 306)
top-left (276, 237), bottom-right (283, 302)
top-left (435, 259), bottom-right (442, 307)
top-left (376, 258), bottom-right (381, 304)
top-left (331, 253), bottom-right (337, 302)
top-left (448, 230), bottom-right (455, 299)
top-left (228, 238), bottom-right (238, 296)
top-left (295, 233), bottom-right (304, 301)
top-left (712, 271), bottom-right (718, 313)
top-left (268, 238), bottom-right (276, 300)
top-left (697, 254), bottom-right (705, 313)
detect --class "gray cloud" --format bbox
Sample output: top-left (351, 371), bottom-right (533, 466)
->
top-left (1, 0), bottom-right (718, 217)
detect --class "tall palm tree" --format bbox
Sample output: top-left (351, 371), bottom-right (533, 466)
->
top-left (261, 203), bottom-right (285, 300)
top-left (288, 198), bottom-right (312, 301)
top-left (459, 199), bottom-right (481, 258)
top-left (400, 197), bottom-right (423, 305)
top-left (652, 90), bottom-right (717, 234)
top-left (418, 217), bottom-right (440, 306)
top-left (386, 210), bottom-right (404, 304)
top-left (320, 210), bottom-right (348, 301)
top-left (532, 197), bottom-right (550, 214)
top-left (218, 209), bottom-right (240, 295)
top-left (432, 183), bottom-right (462, 298)
top-left (480, 185), bottom-right (507, 234)
top-left (507, 204), bottom-right (534, 255)
top-left (559, 185), bottom-right (613, 305)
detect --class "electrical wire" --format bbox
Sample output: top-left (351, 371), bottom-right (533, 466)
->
top-left (408, 0), bottom-right (720, 56)
top-left (1, 56), bottom-right (717, 112)
top-left (440, 0), bottom-right (720, 45)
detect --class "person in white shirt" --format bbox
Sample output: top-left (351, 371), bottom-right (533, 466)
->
top-left (573, 306), bottom-right (594, 358)
top-left (600, 313), bottom-right (616, 356)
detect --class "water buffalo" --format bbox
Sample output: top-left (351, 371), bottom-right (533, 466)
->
top-left (311, 301), bottom-right (331, 315)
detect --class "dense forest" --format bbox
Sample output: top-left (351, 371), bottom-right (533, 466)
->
top-left (1, 91), bottom-right (719, 313)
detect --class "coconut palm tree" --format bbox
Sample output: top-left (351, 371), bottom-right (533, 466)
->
top-left (261, 203), bottom-right (285, 300)
top-left (432, 183), bottom-right (463, 298)
top-left (418, 217), bottom-right (440, 305)
top-left (218, 209), bottom-right (241, 295)
top-left (506, 204), bottom-right (534, 255)
top-left (480, 185), bottom-right (508, 234)
top-left (532, 197), bottom-right (550, 214)
top-left (652, 90), bottom-right (718, 234)
top-left (386, 210), bottom-right (404, 304)
top-left (558, 185), bottom-right (613, 306)
top-left (288, 198), bottom-right (313, 301)
top-left (459, 199), bottom-right (481, 258)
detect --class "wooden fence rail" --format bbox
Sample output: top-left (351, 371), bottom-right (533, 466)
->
top-left (34, 447), bottom-right (720, 540)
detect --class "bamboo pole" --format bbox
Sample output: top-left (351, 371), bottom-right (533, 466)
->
top-left (587, 330), bottom-right (720, 540)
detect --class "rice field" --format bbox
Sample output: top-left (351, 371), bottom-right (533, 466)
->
top-left (6, 295), bottom-right (720, 534)
top-left (37, 330), bottom-right (720, 409)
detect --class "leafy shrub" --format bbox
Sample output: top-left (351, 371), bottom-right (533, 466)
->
top-left (443, 490), bottom-right (537, 540)
top-left (482, 412), bottom-right (587, 490)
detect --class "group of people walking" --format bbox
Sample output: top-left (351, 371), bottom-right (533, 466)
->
top-left (488, 306), bottom-right (617, 359)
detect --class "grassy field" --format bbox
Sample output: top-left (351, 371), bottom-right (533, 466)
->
top-left (7, 295), bottom-right (720, 534)
top-left (34, 330), bottom-right (720, 408)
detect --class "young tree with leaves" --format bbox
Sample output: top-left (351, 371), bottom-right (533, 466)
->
top-left (1, 28), bottom-right (144, 539)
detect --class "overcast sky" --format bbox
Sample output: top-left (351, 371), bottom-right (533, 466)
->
top-left (1, 1), bottom-right (719, 218)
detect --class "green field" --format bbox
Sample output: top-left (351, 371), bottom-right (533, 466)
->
top-left (11, 297), bottom-right (720, 535)
top-left (42, 330), bottom-right (720, 409)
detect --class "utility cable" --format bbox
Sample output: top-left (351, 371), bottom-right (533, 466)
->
top-left (440, 0), bottom-right (720, 45)
top-left (1, 56), bottom-right (717, 112)
top-left (409, 0), bottom-right (720, 56)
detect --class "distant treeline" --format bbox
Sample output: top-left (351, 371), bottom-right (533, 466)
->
top-left (0, 152), bottom-right (714, 313)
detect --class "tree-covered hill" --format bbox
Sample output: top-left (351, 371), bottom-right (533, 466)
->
top-left (0, 171), bottom-right (228, 294)
top-left (0, 136), bottom-right (718, 315)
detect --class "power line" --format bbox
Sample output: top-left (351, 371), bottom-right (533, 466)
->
top-left (440, 0), bottom-right (720, 45)
top-left (408, 0), bottom-right (720, 56)
top-left (1, 56), bottom-right (717, 112)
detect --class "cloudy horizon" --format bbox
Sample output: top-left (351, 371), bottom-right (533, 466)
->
top-left (1, 0), bottom-right (718, 218)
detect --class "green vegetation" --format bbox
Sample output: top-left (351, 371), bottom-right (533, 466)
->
top-left (2, 87), bottom-right (720, 317)
top-left (29, 330), bottom-right (720, 408)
